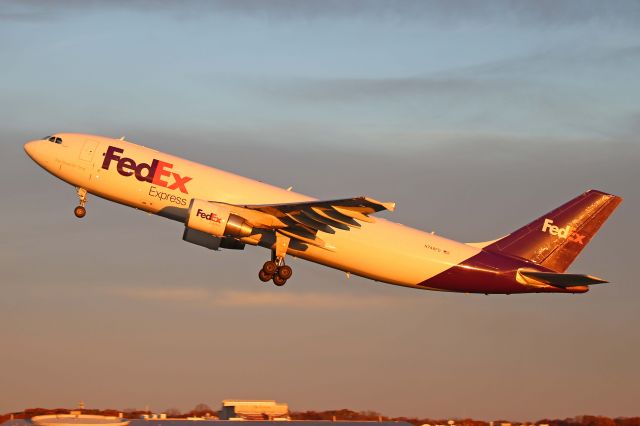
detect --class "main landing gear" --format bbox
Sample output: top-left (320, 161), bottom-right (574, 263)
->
top-left (258, 233), bottom-right (293, 286)
top-left (258, 260), bottom-right (293, 286)
top-left (74, 187), bottom-right (87, 218)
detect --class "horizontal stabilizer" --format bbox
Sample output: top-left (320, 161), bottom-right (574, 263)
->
top-left (518, 270), bottom-right (608, 288)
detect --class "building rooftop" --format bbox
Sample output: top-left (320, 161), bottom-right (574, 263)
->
top-left (222, 401), bottom-right (282, 407)
top-left (32, 415), bottom-right (129, 426)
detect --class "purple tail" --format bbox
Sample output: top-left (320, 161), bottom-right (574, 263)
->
top-left (484, 189), bottom-right (622, 272)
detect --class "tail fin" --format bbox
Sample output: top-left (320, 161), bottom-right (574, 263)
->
top-left (484, 189), bottom-right (622, 272)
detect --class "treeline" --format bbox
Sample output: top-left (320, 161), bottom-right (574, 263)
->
top-left (291, 409), bottom-right (487, 425)
top-left (2, 407), bottom-right (639, 426)
top-left (537, 417), bottom-right (640, 426)
top-left (290, 411), bottom-right (640, 426)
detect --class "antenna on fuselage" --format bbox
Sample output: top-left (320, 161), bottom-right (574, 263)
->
top-left (119, 136), bottom-right (126, 141)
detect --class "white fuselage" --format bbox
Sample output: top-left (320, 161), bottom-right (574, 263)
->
top-left (25, 133), bottom-right (482, 289)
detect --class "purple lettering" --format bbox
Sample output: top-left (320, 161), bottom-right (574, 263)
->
top-left (117, 157), bottom-right (135, 176)
top-left (102, 146), bottom-right (123, 170)
top-left (135, 159), bottom-right (157, 182)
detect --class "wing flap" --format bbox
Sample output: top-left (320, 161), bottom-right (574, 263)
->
top-left (277, 228), bottom-right (335, 251)
top-left (285, 212), bottom-right (336, 234)
top-left (311, 206), bottom-right (361, 228)
top-left (332, 206), bottom-right (376, 223)
top-left (300, 209), bottom-right (350, 230)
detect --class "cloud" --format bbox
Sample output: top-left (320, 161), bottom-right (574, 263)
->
top-left (0, 11), bottom-right (48, 21)
top-left (206, 0), bottom-right (640, 27)
top-left (255, 76), bottom-right (521, 104)
top-left (105, 286), bottom-right (402, 310)
top-left (251, 44), bottom-right (640, 102)
top-left (229, 43), bottom-right (639, 142)
top-left (214, 290), bottom-right (393, 309)
top-left (3, 0), bottom-right (640, 26)
top-left (106, 287), bottom-right (211, 303)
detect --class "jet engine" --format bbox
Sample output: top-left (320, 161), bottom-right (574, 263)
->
top-left (185, 199), bottom-right (253, 239)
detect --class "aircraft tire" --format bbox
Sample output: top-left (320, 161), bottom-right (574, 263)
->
top-left (74, 206), bottom-right (86, 218)
top-left (277, 265), bottom-right (293, 280)
top-left (273, 275), bottom-right (287, 286)
top-left (258, 270), bottom-right (272, 282)
top-left (262, 260), bottom-right (277, 275)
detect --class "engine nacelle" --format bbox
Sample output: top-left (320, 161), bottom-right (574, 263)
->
top-left (185, 199), bottom-right (253, 238)
top-left (182, 228), bottom-right (246, 251)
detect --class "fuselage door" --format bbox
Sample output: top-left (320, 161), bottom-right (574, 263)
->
top-left (79, 139), bottom-right (99, 162)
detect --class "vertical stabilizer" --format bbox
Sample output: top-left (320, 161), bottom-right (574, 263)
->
top-left (484, 190), bottom-right (622, 272)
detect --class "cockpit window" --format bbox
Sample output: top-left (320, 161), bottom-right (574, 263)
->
top-left (46, 136), bottom-right (62, 144)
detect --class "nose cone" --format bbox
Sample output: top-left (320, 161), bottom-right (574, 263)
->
top-left (24, 140), bottom-right (49, 168)
top-left (24, 141), bottom-right (38, 160)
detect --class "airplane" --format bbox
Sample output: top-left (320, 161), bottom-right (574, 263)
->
top-left (24, 133), bottom-right (622, 294)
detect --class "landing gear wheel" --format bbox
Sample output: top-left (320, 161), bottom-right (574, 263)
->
top-left (262, 260), bottom-right (278, 275)
top-left (74, 205), bottom-right (86, 218)
top-left (273, 275), bottom-right (287, 286)
top-left (277, 265), bottom-right (293, 280)
top-left (258, 270), bottom-right (273, 282)
top-left (75, 187), bottom-right (88, 219)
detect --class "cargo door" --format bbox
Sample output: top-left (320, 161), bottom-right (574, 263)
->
top-left (79, 139), bottom-right (99, 162)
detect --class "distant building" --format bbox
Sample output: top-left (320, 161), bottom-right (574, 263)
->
top-left (219, 400), bottom-right (289, 421)
top-left (32, 414), bottom-right (129, 426)
top-left (140, 414), bottom-right (167, 421)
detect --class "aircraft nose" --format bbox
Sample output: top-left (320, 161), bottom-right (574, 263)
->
top-left (24, 141), bottom-right (38, 159)
top-left (24, 140), bottom-right (47, 166)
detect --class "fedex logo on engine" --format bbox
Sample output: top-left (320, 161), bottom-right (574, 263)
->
top-left (541, 218), bottom-right (585, 245)
top-left (196, 209), bottom-right (223, 223)
top-left (102, 146), bottom-right (192, 194)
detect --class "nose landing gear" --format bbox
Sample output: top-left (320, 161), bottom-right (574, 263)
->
top-left (74, 205), bottom-right (86, 218)
top-left (257, 233), bottom-right (293, 286)
top-left (74, 187), bottom-right (88, 218)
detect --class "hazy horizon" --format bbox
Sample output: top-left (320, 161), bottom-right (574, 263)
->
top-left (1, 0), bottom-right (638, 421)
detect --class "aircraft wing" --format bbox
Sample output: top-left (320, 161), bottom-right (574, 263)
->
top-left (238, 197), bottom-right (396, 251)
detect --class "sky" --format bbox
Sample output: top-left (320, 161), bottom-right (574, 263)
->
top-left (0, 0), bottom-right (639, 421)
